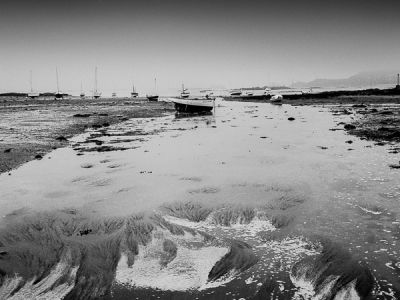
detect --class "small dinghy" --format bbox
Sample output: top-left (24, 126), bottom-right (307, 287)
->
top-left (170, 98), bottom-right (215, 113)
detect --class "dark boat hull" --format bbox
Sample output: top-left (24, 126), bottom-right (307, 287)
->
top-left (174, 102), bottom-right (214, 113)
top-left (147, 96), bottom-right (159, 101)
top-left (224, 94), bottom-right (271, 101)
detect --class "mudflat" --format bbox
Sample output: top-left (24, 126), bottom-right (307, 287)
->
top-left (0, 97), bottom-right (174, 174)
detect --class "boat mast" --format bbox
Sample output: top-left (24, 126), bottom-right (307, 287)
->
top-left (94, 66), bottom-right (97, 97)
top-left (30, 70), bottom-right (33, 92)
top-left (154, 78), bottom-right (157, 94)
top-left (56, 67), bottom-right (60, 94)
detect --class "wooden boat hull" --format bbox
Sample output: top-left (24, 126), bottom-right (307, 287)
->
top-left (171, 98), bottom-right (214, 113)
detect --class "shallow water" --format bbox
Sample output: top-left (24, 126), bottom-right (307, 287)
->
top-left (0, 100), bottom-right (399, 299)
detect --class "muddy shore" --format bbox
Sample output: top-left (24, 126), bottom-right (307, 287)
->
top-left (1, 94), bottom-right (399, 175)
top-left (0, 98), bottom-right (174, 174)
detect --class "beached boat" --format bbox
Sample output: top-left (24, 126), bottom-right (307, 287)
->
top-left (229, 89), bottom-right (242, 96)
top-left (180, 84), bottom-right (190, 98)
top-left (80, 82), bottom-right (85, 99)
top-left (131, 84), bottom-right (138, 98)
top-left (270, 94), bottom-right (283, 103)
top-left (93, 67), bottom-right (101, 99)
top-left (55, 68), bottom-right (63, 100)
top-left (170, 98), bottom-right (214, 113)
top-left (28, 71), bottom-right (39, 99)
top-left (147, 78), bottom-right (159, 101)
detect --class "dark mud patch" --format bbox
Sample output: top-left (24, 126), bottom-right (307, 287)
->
top-left (208, 240), bottom-right (258, 282)
top-left (291, 241), bottom-right (374, 299)
top-left (188, 186), bottom-right (221, 194)
top-left (337, 105), bottom-right (400, 146)
top-left (0, 210), bottom-right (219, 299)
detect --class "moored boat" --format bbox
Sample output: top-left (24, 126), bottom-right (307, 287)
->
top-left (28, 71), bottom-right (39, 99)
top-left (147, 95), bottom-right (159, 101)
top-left (170, 98), bottom-right (214, 113)
top-left (93, 67), bottom-right (101, 99)
top-left (55, 67), bottom-right (63, 100)
top-left (131, 84), bottom-right (138, 98)
top-left (147, 78), bottom-right (159, 101)
top-left (229, 89), bottom-right (242, 96)
top-left (180, 84), bottom-right (190, 98)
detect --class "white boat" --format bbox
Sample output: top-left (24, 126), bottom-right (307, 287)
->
top-left (180, 84), bottom-right (190, 98)
top-left (131, 84), bottom-right (138, 98)
top-left (170, 97), bottom-right (214, 113)
top-left (270, 94), bottom-right (283, 103)
top-left (229, 89), bottom-right (242, 96)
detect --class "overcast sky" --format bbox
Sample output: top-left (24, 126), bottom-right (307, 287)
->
top-left (0, 0), bottom-right (399, 95)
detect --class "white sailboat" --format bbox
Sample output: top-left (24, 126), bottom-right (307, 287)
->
top-left (131, 83), bottom-right (138, 98)
top-left (180, 84), bottom-right (190, 98)
top-left (93, 67), bottom-right (101, 99)
top-left (146, 78), bottom-right (159, 101)
top-left (28, 70), bottom-right (39, 99)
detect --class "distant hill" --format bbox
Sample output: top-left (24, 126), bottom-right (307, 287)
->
top-left (292, 70), bottom-right (399, 88)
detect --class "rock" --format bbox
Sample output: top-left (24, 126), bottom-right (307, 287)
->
top-left (55, 136), bottom-right (68, 142)
top-left (92, 124), bottom-right (102, 129)
top-left (352, 104), bottom-right (367, 108)
top-left (345, 140), bottom-right (353, 144)
top-left (344, 124), bottom-right (356, 130)
top-left (102, 122), bottom-right (110, 127)
top-left (389, 163), bottom-right (400, 169)
top-left (34, 154), bottom-right (43, 160)
top-left (4, 148), bottom-right (12, 153)
top-left (288, 117), bottom-right (295, 121)
top-left (81, 163), bottom-right (94, 168)
top-left (73, 113), bottom-right (91, 118)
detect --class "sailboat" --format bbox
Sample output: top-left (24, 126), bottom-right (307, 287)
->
top-left (131, 84), bottom-right (138, 98)
top-left (28, 70), bottom-right (39, 99)
top-left (180, 84), bottom-right (190, 98)
top-left (93, 67), bottom-right (101, 99)
top-left (146, 78), bottom-right (159, 101)
top-left (80, 82), bottom-right (85, 99)
top-left (55, 67), bottom-right (63, 100)
top-left (112, 92), bottom-right (117, 98)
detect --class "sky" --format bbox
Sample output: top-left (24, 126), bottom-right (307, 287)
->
top-left (0, 0), bottom-right (399, 96)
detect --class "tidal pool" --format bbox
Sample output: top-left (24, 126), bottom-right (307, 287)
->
top-left (0, 101), bottom-right (399, 299)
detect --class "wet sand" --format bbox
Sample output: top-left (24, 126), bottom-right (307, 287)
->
top-left (0, 98), bottom-right (174, 174)
top-left (0, 96), bottom-right (399, 299)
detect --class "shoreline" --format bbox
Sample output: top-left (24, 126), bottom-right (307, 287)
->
top-left (0, 98), bottom-right (174, 174)
top-left (1, 93), bottom-right (400, 175)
